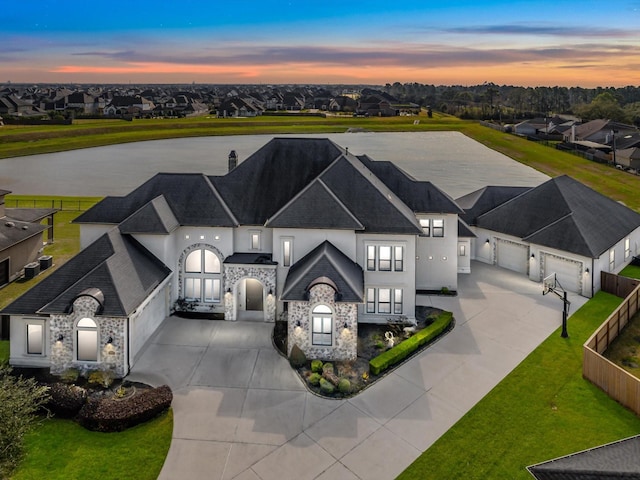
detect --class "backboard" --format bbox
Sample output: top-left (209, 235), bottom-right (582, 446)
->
top-left (542, 273), bottom-right (557, 295)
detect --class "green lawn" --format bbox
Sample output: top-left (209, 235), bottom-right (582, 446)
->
top-left (398, 292), bottom-right (640, 479)
top-left (0, 341), bottom-right (8, 364)
top-left (12, 411), bottom-right (172, 480)
top-left (620, 264), bottom-right (640, 280)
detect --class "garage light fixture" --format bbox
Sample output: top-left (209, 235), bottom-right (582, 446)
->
top-left (295, 320), bottom-right (301, 328)
top-left (531, 253), bottom-right (535, 259)
top-left (106, 336), bottom-right (113, 344)
top-left (56, 334), bottom-right (64, 342)
top-left (485, 238), bottom-right (490, 244)
top-left (585, 268), bottom-right (590, 274)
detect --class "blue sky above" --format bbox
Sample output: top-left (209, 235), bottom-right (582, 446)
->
top-left (3, 0), bottom-right (640, 85)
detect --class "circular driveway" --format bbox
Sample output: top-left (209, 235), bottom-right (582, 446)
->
top-left (126, 262), bottom-right (587, 480)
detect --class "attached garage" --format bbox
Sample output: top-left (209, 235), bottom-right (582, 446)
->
top-left (543, 254), bottom-right (582, 294)
top-left (496, 240), bottom-right (529, 274)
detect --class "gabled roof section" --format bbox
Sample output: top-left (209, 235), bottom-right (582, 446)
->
top-left (527, 435), bottom-right (640, 480)
top-left (456, 186), bottom-right (532, 225)
top-left (210, 137), bottom-right (343, 224)
top-left (458, 218), bottom-right (476, 238)
top-left (281, 240), bottom-right (364, 302)
top-left (477, 176), bottom-right (640, 257)
top-left (118, 195), bottom-right (179, 234)
top-left (358, 155), bottom-right (463, 214)
top-left (319, 155), bottom-right (423, 234)
top-left (74, 173), bottom-right (238, 227)
top-left (265, 179), bottom-right (364, 230)
top-left (1, 229), bottom-right (171, 317)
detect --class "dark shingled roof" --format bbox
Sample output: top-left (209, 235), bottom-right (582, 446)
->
top-left (458, 219), bottom-right (476, 238)
top-left (0, 217), bottom-right (48, 251)
top-left (75, 173), bottom-right (238, 227)
top-left (210, 137), bottom-right (343, 225)
top-left (1, 229), bottom-right (171, 317)
top-left (223, 253), bottom-right (276, 265)
top-left (320, 156), bottom-right (422, 234)
top-left (282, 241), bottom-right (364, 302)
top-left (6, 207), bottom-right (58, 223)
top-left (118, 195), bottom-right (180, 234)
top-left (456, 186), bottom-right (532, 226)
top-left (358, 155), bottom-right (463, 214)
top-left (265, 179), bottom-right (364, 230)
top-left (476, 176), bottom-right (640, 257)
top-left (527, 435), bottom-right (640, 480)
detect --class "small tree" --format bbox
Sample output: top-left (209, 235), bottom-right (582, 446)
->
top-left (0, 365), bottom-right (50, 478)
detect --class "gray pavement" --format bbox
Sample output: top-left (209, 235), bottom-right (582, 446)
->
top-left (127, 262), bottom-right (587, 480)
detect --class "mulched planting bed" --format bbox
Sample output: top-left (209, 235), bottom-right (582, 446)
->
top-left (275, 306), bottom-right (452, 398)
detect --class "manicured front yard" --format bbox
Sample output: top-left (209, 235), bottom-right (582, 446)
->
top-left (398, 291), bottom-right (640, 480)
top-left (12, 411), bottom-right (172, 480)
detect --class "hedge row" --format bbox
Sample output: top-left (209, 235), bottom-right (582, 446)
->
top-left (369, 312), bottom-right (453, 376)
top-left (46, 383), bottom-right (87, 418)
top-left (76, 385), bottom-right (173, 432)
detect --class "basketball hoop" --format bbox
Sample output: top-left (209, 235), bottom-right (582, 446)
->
top-left (541, 272), bottom-right (571, 338)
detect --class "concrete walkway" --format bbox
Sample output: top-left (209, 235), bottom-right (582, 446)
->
top-left (127, 262), bottom-right (587, 480)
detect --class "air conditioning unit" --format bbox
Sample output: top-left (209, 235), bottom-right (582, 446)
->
top-left (39, 255), bottom-right (53, 270)
top-left (24, 262), bottom-right (40, 279)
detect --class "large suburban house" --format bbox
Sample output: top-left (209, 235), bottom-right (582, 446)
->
top-left (4, 137), bottom-right (640, 378)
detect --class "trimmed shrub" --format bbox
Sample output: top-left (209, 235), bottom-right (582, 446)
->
top-left (319, 378), bottom-right (335, 394)
top-left (307, 373), bottom-right (322, 386)
top-left (87, 369), bottom-right (115, 389)
top-left (338, 378), bottom-right (351, 394)
top-left (369, 311), bottom-right (453, 376)
top-left (310, 359), bottom-right (323, 373)
top-left (322, 362), bottom-right (334, 374)
top-left (46, 383), bottom-right (87, 418)
top-left (59, 368), bottom-right (80, 384)
top-left (289, 344), bottom-right (307, 368)
top-left (76, 385), bottom-right (173, 432)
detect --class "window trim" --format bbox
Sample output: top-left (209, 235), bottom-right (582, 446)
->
top-left (26, 320), bottom-right (45, 356)
top-left (365, 287), bottom-right (403, 315)
top-left (419, 218), bottom-right (430, 236)
top-left (75, 317), bottom-right (99, 363)
top-left (183, 247), bottom-right (222, 304)
top-left (432, 218), bottom-right (445, 237)
top-left (625, 238), bottom-right (630, 259)
top-left (250, 230), bottom-right (261, 250)
top-left (365, 244), bottom-right (405, 272)
top-left (282, 238), bottom-right (293, 267)
top-left (459, 244), bottom-right (467, 257)
top-left (311, 304), bottom-right (333, 346)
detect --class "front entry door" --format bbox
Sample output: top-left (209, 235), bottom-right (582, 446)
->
top-left (245, 278), bottom-right (263, 311)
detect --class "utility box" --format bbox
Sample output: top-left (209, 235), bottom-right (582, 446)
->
top-left (24, 262), bottom-right (40, 279)
top-left (39, 255), bottom-right (53, 270)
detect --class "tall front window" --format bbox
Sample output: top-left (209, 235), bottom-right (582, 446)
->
top-left (250, 231), bottom-right (261, 250)
top-left (366, 245), bottom-right (404, 272)
top-left (184, 248), bottom-right (222, 303)
top-left (76, 317), bottom-right (98, 362)
top-left (609, 249), bottom-right (616, 272)
top-left (625, 238), bottom-right (631, 259)
top-left (311, 304), bottom-right (333, 346)
top-left (282, 238), bottom-right (293, 267)
top-left (26, 323), bottom-right (43, 355)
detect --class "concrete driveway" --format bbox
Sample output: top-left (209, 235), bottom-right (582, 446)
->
top-left (127, 261), bottom-right (587, 480)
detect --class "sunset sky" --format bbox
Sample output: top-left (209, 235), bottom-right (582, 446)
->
top-left (3, 0), bottom-right (640, 87)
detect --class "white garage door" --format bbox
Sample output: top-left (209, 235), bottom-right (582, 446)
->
top-left (544, 255), bottom-right (581, 294)
top-left (497, 241), bottom-right (529, 274)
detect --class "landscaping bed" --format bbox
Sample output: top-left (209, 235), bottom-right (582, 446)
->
top-left (11, 367), bottom-right (172, 432)
top-left (274, 306), bottom-right (453, 398)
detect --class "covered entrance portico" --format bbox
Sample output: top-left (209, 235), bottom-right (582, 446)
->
top-left (223, 253), bottom-right (276, 322)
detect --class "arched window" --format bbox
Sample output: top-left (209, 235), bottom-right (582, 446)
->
top-left (183, 248), bottom-right (222, 303)
top-left (311, 304), bottom-right (333, 346)
top-left (76, 317), bottom-right (98, 362)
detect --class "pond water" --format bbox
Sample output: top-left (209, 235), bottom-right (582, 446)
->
top-left (0, 131), bottom-right (548, 198)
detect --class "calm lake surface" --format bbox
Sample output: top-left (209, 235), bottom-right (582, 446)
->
top-left (0, 131), bottom-right (548, 198)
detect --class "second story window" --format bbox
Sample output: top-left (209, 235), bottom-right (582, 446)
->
top-left (250, 231), bottom-right (261, 250)
top-left (366, 245), bottom-right (404, 272)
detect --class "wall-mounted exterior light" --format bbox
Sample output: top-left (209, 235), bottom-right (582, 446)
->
top-left (56, 334), bottom-right (64, 342)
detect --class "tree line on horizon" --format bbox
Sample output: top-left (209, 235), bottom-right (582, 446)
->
top-left (382, 82), bottom-right (640, 126)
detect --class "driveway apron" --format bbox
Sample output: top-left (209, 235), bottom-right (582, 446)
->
top-left (127, 261), bottom-right (588, 480)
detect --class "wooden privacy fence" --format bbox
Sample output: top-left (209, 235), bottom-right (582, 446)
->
top-left (601, 271), bottom-right (640, 298)
top-left (583, 283), bottom-right (640, 416)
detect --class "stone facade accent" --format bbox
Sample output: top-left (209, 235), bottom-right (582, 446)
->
top-left (49, 295), bottom-right (127, 377)
top-left (224, 264), bottom-right (276, 321)
top-left (287, 283), bottom-right (358, 361)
